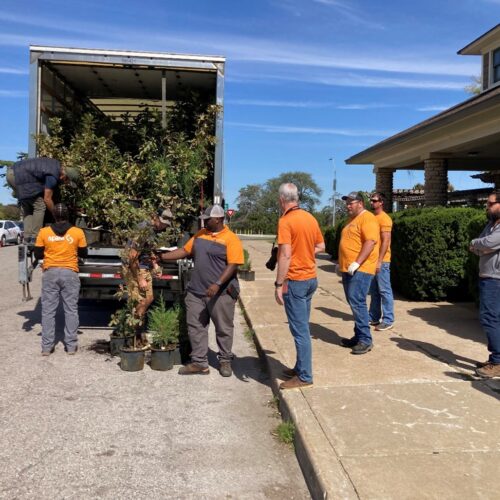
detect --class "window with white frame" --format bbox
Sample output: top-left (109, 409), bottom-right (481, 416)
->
top-left (494, 48), bottom-right (500, 84)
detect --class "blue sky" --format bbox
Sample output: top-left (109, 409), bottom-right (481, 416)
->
top-left (0, 0), bottom-right (499, 208)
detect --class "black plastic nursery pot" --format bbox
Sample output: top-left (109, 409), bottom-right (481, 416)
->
top-left (109, 334), bottom-right (129, 356)
top-left (119, 348), bottom-right (145, 371)
top-left (150, 346), bottom-right (178, 371)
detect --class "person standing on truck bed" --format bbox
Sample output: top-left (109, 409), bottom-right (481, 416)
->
top-left (11, 157), bottom-right (78, 244)
top-left (161, 205), bottom-right (244, 377)
top-left (123, 209), bottom-right (173, 348)
top-left (34, 203), bottom-right (87, 356)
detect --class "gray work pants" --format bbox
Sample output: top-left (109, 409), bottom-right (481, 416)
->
top-left (185, 291), bottom-right (236, 368)
top-left (41, 268), bottom-right (81, 353)
top-left (22, 196), bottom-right (46, 242)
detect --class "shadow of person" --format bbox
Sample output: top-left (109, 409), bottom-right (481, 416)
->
top-left (390, 336), bottom-right (481, 372)
top-left (406, 304), bottom-right (483, 345)
top-left (443, 370), bottom-right (500, 402)
top-left (315, 306), bottom-right (352, 322)
top-left (310, 322), bottom-right (344, 345)
top-left (18, 298), bottom-right (42, 332)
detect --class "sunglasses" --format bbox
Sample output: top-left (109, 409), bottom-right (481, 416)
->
top-left (370, 199), bottom-right (381, 203)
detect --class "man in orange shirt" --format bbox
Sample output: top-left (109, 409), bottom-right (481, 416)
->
top-left (275, 183), bottom-right (325, 389)
top-left (338, 191), bottom-right (379, 354)
top-left (34, 204), bottom-right (87, 355)
top-left (369, 192), bottom-right (395, 331)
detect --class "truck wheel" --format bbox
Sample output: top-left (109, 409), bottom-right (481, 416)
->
top-left (1, 235), bottom-right (5, 247)
top-left (16, 234), bottom-right (22, 245)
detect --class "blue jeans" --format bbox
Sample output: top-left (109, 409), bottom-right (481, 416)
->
top-left (369, 262), bottom-right (394, 325)
top-left (479, 278), bottom-right (500, 364)
top-left (342, 271), bottom-right (373, 345)
top-left (283, 278), bottom-right (318, 383)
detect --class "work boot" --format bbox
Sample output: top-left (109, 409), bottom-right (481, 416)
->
top-left (178, 363), bottom-right (210, 375)
top-left (476, 360), bottom-right (490, 368)
top-left (279, 376), bottom-right (313, 390)
top-left (351, 342), bottom-right (373, 355)
top-left (476, 363), bottom-right (500, 379)
top-left (219, 360), bottom-right (232, 377)
top-left (369, 320), bottom-right (380, 327)
top-left (282, 367), bottom-right (297, 379)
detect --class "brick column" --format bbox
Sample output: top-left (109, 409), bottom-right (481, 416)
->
top-left (375, 168), bottom-right (394, 212)
top-left (424, 159), bottom-right (448, 206)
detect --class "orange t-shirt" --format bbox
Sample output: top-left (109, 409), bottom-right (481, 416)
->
top-left (35, 226), bottom-right (87, 272)
top-left (376, 211), bottom-right (392, 263)
top-left (339, 210), bottom-right (379, 275)
top-left (277, 208), bottom-right (324, 281)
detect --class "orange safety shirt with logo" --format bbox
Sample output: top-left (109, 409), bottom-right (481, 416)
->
top-left (35, 226), bottom-right (87, 272)
top-left (277, 208), bottom-right (324, 281)
top-left (339, 210), bottom-right (379, 275)
top-left (184, 225), bottom-right (244, 296)
top-left (375, 211), bottom-right (393, 263)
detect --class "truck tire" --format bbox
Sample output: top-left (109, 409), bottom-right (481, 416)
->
top-left (16, 234), bottom-right (21, 245)
top-left (1, 235), bottom-right (6, 247)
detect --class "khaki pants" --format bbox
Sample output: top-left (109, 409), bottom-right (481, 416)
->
top-left (122, 267), bottom-right (154, 303)
top-left (185, 291), bottom-right (236, 368)
top-left (22, 196), bottom-right (46, 242)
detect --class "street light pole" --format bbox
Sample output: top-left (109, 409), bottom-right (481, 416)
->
top-left (329, 157), bottom-right (337, 226)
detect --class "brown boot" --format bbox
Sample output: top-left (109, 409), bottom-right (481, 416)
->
top-left (282, 367), bottom-right (297, 379)
top-left (279, 375), bottom-right (313, 390)
top-left (476, 363), bottom-right (500, 378)
top-left (178, 363), bottom-right (210, 375)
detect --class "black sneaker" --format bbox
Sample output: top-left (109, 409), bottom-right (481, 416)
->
top-left (340, 337), bottom-right (357, 348)
top-left (369, 320), bottom-right (381, 327)
top-left (219, 361), bottom-right (232, 377)
top-left (351, 342), bottom-right (373, 355)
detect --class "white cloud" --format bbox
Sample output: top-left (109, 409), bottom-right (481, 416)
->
top-left (0, 90), bottom-right (27, 97)
top-left (228, 98), bottom-right (399, 109)
top-left (228, 121), bottom-right (394, 137)
top-left (0, 67), bottom-right (27, 75)
top-left (416, 105), bottom-right (451, 112)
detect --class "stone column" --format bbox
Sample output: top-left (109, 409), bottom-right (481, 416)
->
top-left (375, 168), bottom-right (394, 212)
top-left (424, 158), bottom-right (448, 206)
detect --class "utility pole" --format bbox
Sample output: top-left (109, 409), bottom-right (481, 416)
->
top-left (329, 157), bottom-right (337, 226)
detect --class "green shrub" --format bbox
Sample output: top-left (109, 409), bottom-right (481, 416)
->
top-left (391, 207), bottom-right (483, 301)
top-left (241, 248), bottom-right (252, 271)
top-left (324, 217), bottom-right (347, 260)
top-left (148, 300), bottom-right (180, 349)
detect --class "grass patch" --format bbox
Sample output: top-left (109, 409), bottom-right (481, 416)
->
top-left (243, 327), bottom-right (255, 343)
top-left (273, 420), bottom-right (295, 447)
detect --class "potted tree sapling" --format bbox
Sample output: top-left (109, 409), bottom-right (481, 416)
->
top-left (108, 302), bottom-right (135, 356)
top-left (238, 249), bottom-right (255, 281)
top-left (148, 300), bottom-right (180, 371)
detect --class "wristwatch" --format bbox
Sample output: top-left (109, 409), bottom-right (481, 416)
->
top-left (215, 280), bottom-right (222, 287)
top-left (274, 281), bottom-right (283, 288)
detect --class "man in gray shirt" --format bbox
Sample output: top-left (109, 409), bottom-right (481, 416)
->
top-left (470, 190), bottom-right (500, 378)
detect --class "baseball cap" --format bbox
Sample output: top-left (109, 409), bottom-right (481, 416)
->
top-left (158, 207), bottom-right (173, 224)
top-left (199, 205), bottom-right (225, 220)
top-left (341, 191), bottom-right (364, 201)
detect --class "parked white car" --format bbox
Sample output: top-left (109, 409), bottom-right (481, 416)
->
top-left (0, 220), bottom-right (22, 246)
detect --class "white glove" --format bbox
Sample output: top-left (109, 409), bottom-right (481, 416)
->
top-left (347, 262), bottom-right (360, 275)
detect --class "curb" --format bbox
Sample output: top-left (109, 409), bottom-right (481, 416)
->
top-left (238, 297), bottom-right (358, 500)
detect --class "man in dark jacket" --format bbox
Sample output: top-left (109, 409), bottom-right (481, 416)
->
top-left (470, 190), bottom-right (500, 378)
top-left (13, 157), bottom-right (75, 243)
top-left (34, 203), bottom-right (87, 355)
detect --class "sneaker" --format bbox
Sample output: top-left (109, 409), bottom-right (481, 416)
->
top-left (219, 361), bottom-right (232, 377)
top-left (41, 347), bottom-right (55, 356)
top-left (375, 322), bottom-right (393, 331)
top-left (369, 320), bottom-right (381, 327)
top-left (340, 337), bottom-right (357, 348)
top-left (282, 367), bottom-right (297, 379)
top-left (279, 376), bottom-right (313, 390)
top-left (178, 363), bottom-right (210, 375)
top-left (476, 363), bottom-right (500, 379)
top-left (66, 347), bottom-right (78, 355)
top-left (351, 342), bottom-right (373, 355)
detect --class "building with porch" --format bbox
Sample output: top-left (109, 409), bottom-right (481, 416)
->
top-left (346, 24), bottom-right (500, 211)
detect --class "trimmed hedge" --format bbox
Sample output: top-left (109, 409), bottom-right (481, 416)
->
top-left (324, 207), bottom-right (486, 301)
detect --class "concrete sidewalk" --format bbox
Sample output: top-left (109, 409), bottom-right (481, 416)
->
top-left (239, 240), bottom-right (500, 500)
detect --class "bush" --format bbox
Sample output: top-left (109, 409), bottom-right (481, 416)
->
top-left (324, 217), bottom-right (347, 260)
top-left (391, 207), bottom-right (483, 301)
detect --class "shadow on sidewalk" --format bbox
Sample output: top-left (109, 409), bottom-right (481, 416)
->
top-left (406, 304), bottom-right (483, 345)
top-left (207, 348), bottom-right (274, 386)
top-left (315, 306), bottom-right (352, 322)
top-left (18, 298), bottom-right (42, 332)
top-left (390, 336), bottom-right (480, 372)
top-left (444, 371), bottom-right (500, 402)
top-left (310, 323), bottom-right (344, 345)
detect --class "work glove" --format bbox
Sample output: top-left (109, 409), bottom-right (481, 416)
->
top-left (347, 262), bottom-right (360, 276)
